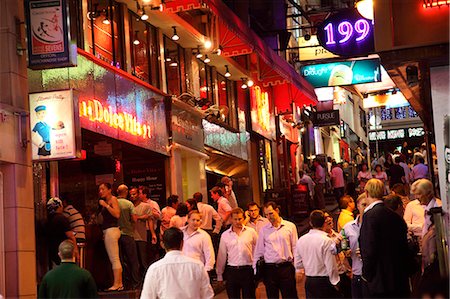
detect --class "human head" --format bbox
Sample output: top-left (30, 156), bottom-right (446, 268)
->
top-left (58, 240), bottom-right (76, 261)
top-left (175, 203), bottom-right (189, 217)
top-left (309, 210), bottom-right (326, 229)
top-left (210, 186), bottom-right (223, 201)
top-left (187, 210), bottom-right (202, 230)
top-left (356, 193), bottom-right (368, 217)
top-left (384, 194), bottom-right (404, 217)
top-left (411, 179), bottom-right (434, 205)
top-left (323, 211), bottom-right (334, 233)
top-left (365, 179), bottom-right (385, 201)
top-left (162, 227), bottom-right (184, 251)
top-left (216, 182), bottom-right (227, 194)
top-left (98, 183), bottom-right (112, 199)
top-left (167, 195), bottom-right (179, 208)
top-left (185, 198), bottom-right (197, 211)
top-left (313, 159), bottom-right (320, 167)
top-left (193, 192), bottom-right (203, 203)
top-left (129, 187), bottom-right (140, 202)
top-left (391, 183), bottom-right (407, 196)
top-left (394, 156), bottom-right (401, 164)
top-left (117, 184), bottom-right (128, 198)
top-left (247, 202), bottom-right (261, 221)
top-left (298, 170), bottom-right (304, 177)
top-left (339, 195), bottom-right (355, 212)
top-left (375, 164), bottom-right (382, 172)
top-left (139, 186), bottom-right (151, 200)
top-left (221, 176), bottom-right (233, 187)
top-left (418, 157), bottom-right (425, 164)
top-left (263, 201), bottom-right (280, 225)
top-left (361, 163), bottom-right (368, 171)
top-left (47, 197), bottom-right (63, 215)
top-left (35, 105), bottom-right (47, 120)
top-left (230, 208), bottom-right (245, 230)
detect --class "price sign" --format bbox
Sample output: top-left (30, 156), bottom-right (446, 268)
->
top-left (317, 8), bottom-right (374, 57)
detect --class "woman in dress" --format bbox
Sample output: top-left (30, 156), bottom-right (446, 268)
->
top-left (373, 164), bottom-right (389, 194)
top-left (357, 163), bottom-right (372, 193)
top-left (98, 183), bottom-right (123, 291)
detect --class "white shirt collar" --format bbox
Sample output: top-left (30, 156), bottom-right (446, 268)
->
top-left (364, 200), bottom-right (383, 213)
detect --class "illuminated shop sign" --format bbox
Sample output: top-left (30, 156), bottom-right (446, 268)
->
top-left (203, 120), bottom-right (248, 160)
top-left (422, 0), bottom-right (450, 8)
top-left (25, 0), bottom-right (77, 69)
top-left (298, 35), bottom-right (338, 61)
top-left (408, 127), bottom-right (425, 137)
top-left (172, 103), bottom-right (204, 151)
top-left (29, 90), bottom-right (79, 161)
top-left (317, 8), bottom-right (374, 57)
top-left (369, 129), bottom-right (407, 141)
top-left (369, 131), bottom-right (387, 141)
top-left (250, 86), bottom-right (275, 140)
top-left (79, 99), bottom-right (153, 139)
top-left (301, 58), bottom-right (381, 88)
top-left (363, 92), bottom-right (409, 109)
top-left (313, 110), bottom-right (340, 127)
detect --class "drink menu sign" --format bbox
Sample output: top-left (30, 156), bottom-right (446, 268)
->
top-left (25, 0), bottom-right (77, 69)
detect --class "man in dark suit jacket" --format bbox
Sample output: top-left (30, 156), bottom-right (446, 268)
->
top-left (359, 178), bottom-right (410, 298)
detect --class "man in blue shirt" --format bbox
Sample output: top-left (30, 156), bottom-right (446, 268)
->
top-left (32, 105), bottom-right (51, 156)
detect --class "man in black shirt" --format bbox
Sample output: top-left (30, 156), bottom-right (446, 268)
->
top-left (388, 156), bottom-right (405, 188)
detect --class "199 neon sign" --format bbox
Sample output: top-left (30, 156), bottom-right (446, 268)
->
top-left (317, 9), bottom-right (374, 57)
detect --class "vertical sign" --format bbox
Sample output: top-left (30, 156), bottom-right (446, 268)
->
top-left (29, 90), bottom-right (78, 160)
top-left (25, 0), bottom-right (77, 69)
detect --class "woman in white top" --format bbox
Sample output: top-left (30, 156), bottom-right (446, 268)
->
top-left (357, 163), bottom-right (372, 193)
top-left (373, 164), bottom-right (389, 194)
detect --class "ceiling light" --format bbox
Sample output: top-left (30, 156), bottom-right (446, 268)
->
top-left (102, 8), bottom-right (110, 25)
top-left (133, 31), bottom-right (140, 45)
top-left (204, 39), bottom-right (212, 49)
top-left (224, 65), bottom-right (231, 78)
top-left (204, 55), bottom-right (210, 63)
top-left (169, 61), bottom-right (178, 67)
top-left (171, 26), bottom-right (179, 41)
top-left (165, 57), bottom-right (172, 62)
top-left (247, 79), bottom-right (254, 87)
top-left (356, 0), bottom-right (374, 20)
top-left (140, 7), bottom-right (149, 21)
top-left (241, 78), bottom-right (248, 89)
top-left (195, 46), bottom-right (203, 58)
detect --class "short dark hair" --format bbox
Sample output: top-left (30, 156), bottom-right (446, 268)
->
top-left (375, 164), bottom-right (383, 171)
top-left (140, 186), bottom-right (151, 198)
top-left (263, 201), bottom-right (278, 211)
top-left (215, 182), bottom-right (226, 189)
top-left (99, 182), bottom-right (112, 190)
top-left (58, 240), bottom-right (75, 259)
top-left (193, 192), bottom-right (203, 203)
top-left (394, 156), bottom-right (401, 163)
top-left (176, 203), bottom-right (189, 217)
top-left (210, 186), bottom-right (223, 196)
top-left (186, 198), bottom-right (198, 211)
top-left (339, 195), bottom-right (353, 209)
top-left (231, 207), bottom-right (244, 216)
top-left (384, 194), bottom-right (403, 212)
top-left (310, 210), bottom-right (326, 228)
top-left (418, 157), bottom-right (425, 164)
top-left (247, 202), bottom-right (260, 209)
top-left (391, 183), bottom-right (406, 196)
top-left (167, 195), bottom-right (179, 206)
top-left (163, 227), bottom-right (183, 250)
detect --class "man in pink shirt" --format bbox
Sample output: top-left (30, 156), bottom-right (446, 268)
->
top-left (330, 162), bottom-right (345, 204)
top-left (313, 159), bottom-right (326, 210)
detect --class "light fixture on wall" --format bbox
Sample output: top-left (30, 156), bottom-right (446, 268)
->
top-left (241, 78), bottom-right (248, 89)
top-left (247, 79), bottom-right (254, 87)
top-left (224, 65), bottom-right (231, 78)
top-left (169, 61), bottom-right (178, 67)
top-left (133, 31), bottom-right (140, 45)
top-left (195, 46), bottom-right (203, 58)
top-left (140, 7), bottom-right (149, 21)
top-left (213, 46), bottom-right (223, 56)
top-left (87, 3), bottom-right (100, 20)
top-left (102, 7), bottom-right (110, 25)
top-left (171, 26), bottom-right (180, 41)
top-left (204, 38), bottom-right (212, 49)
top-left (203, 55), bottom-right (210, 63)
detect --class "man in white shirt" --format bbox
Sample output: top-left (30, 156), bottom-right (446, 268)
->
top-left (181, 210), bottom-right (215, 272)
top-left (253, 202), bottom-right (298, 299)
top-left (221, 176), bottom-right (238, 208)
top-left (141, 227), bottom-right (214, 299)
top-left (160, 195), bottom-right (178, 237)
top-left (210, 186), bottom-right (232, 227)
top-left (193, 192), bottom-right (222, 235)
top-left (243, 202), bottom-right (270, 233)
top-left (295, 210), bottom-right (340, 299)
top-left (343, 193), bottom-right (368, 299)
top-left (217, 208), bottom-right (258, 299)
top-left (298, 170), bottom-right (315, 198)
top-left (139, 186), bottom-right (162, 264)
top-left (331, 163), bottom-right (345, 204)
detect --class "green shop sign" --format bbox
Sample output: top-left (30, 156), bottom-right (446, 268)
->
top-left (300, 58), bottom-right (381, 88)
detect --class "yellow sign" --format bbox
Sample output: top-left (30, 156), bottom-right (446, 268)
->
top-left (298, 35), bottom-right (339, 61)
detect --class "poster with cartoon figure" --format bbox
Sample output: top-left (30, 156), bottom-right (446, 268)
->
top-left (29, 90), bottom-right (77, 160)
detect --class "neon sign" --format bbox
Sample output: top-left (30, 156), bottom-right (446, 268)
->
top-left (79, 99), bottom-right (153, 139)
top-left (317, 8), bottom-right (374, 57)
top-left (422, 0), bottom-right (450, 8)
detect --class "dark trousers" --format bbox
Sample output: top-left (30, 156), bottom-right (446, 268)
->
top-left (339, 273), bottom-right (352, 298)
top-left (225, 266), bottom-right (256, 299)
top-left (351, 275), bottom-right (363, 299)
top-left (314, 183), bottom-right (325, 209)
top-left (146, 230), bottom-right (160, 265)
top-left (305, 276), bottom-right (341, 299)
top-left (334, 187), bottom-right (345, 204)
top-left (263, 263), bottom-right (298, 299)
top-left (119, 235), bottom-right (140, 289)
top-left (136, 240), bottom-right (149, 275)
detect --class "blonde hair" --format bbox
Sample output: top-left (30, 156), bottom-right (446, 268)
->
top-left (411, 179), bottom-right (434, 198)
top-left (364, 179), bottom-right (385, 199)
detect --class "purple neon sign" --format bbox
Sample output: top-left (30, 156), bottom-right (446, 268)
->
top-left (317, 9), bottom-right (374, 57)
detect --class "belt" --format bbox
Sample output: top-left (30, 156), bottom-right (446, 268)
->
top-left (306, 276), bottom-right (328, 279)
top-left (227, 265), bottom-right (253, 270)
top-left (265, 261), bottom-right (292, 267)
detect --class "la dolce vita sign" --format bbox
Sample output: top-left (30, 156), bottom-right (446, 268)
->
top-left (79, 99), bottom-right (153, 139)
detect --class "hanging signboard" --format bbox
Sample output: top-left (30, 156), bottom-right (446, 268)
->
top-left (316, 8), bottom-right (375, 57)
top-left (25, 0), bottom-right (77, 69)
top-left (300, 58), bottom-right (381, 88)
top-left (313, 110), bottom-right (340, 127)
top-left (250, 85), bottom-right (276, 140)
top-left (298, 35), bottom-right (339, 61)
top-left (29, 89), bottom-right (79, 161)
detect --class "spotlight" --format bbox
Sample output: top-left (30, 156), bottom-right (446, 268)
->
top-left (171, 26), bottom-right (179, 41)
top-left (169, 61), bottom-right (178, 67)
top-left (195, 46), bottom-right (203, 59)
top-left (204, 39), bottom-right (212, 49)
top-left (140, 7), bottom-right (149, 21)
top-left (133, 31), bottom-right (140, 45)
top-left (247, 79), bottom-right (254, 87)
top-left (102, 8), bottom-right (110, 25)
top-left (203, 55), bottom-right (210, 64)
top-left (165, 57), bottom-right (172, 62)
top-left (241, 78), bottom-right (248, 89)
top-left (304, 33), bottom-right (311, 41)
top-left (224, 65), bottom-right (231, 78)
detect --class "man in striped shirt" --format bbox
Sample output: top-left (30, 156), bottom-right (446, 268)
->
top-left (62, 198), bottom-right (86, 243)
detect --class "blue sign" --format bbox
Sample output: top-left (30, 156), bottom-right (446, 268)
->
top-left (300, 58), bottom-right (381, 88)
top-left (317, 8), bottom-right (374, 57)
top-left (25, 0), bottom-right (77, 69)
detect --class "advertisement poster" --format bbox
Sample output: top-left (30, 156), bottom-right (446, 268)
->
top-left (29, 90), bottom-right (77, 160)
top-left (250, 86), bottom-right (276, 140)
top-left (300, 58), bottom-right (381, 88)
top-left (25, 0), bottom-right (76, 69)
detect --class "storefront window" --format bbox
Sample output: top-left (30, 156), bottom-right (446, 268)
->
top-left (408, 106), bottom-right (419, 118)
top-left (199, 61), bottom-right (214, 104)
top-left (129, 12), bottom-right (160, 88)
top-left (394, 106), bottom-right (407, 119)
top-left (380, 107), bottom-right (392, 121)
top-left (164, 37), bottom-right (186, 95)
top-left (217, 73), bottom-right (238, 128)
top-left (85, 0), bottom-right (125, 68)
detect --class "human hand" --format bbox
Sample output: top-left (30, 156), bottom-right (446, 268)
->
top-left (99, 199), bottom-right (108, 208)
top-left (151, 234), bottom-right (157, 244)
top-left (356, 248), bottom-right (361, 259)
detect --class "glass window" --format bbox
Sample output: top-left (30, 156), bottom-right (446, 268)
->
top-left (85, 0), bottom-right (124, 68)
top-left (394, 107), bottom-right (407, 119)
top-left (380, 107), bottom-right (392, 121)
top-left (216, 73), bottom-right (238, 128)
top-left (198, 61), bottom-right (214, 104)
top-left (164, 37), bottom-right (186, 95)
top-left (408, 106), bottom-right (419, 118)
top-left (129, 12), bottom-right (160, 88)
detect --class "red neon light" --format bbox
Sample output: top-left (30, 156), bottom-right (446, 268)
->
top-left (422, 0), bottom-right (450, 8)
